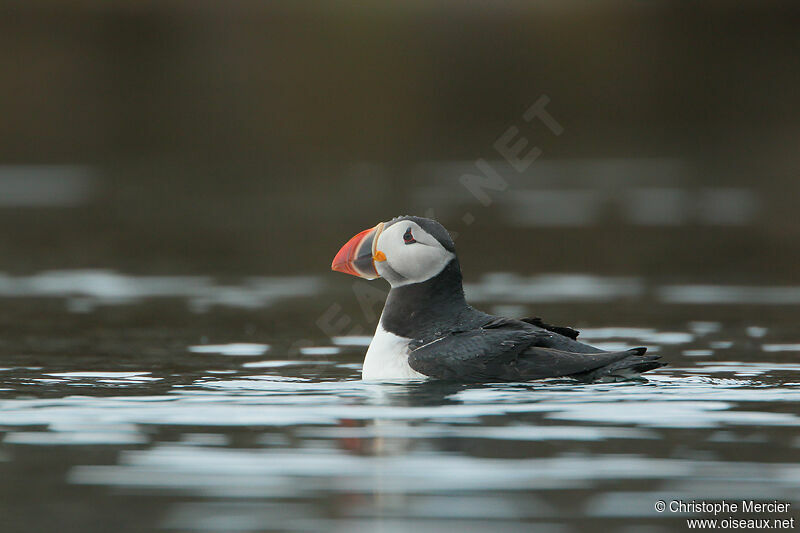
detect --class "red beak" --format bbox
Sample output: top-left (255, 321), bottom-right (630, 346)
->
top-left (331, 223), bottom-right (383, 279)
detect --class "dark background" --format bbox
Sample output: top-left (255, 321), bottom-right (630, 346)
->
top-left (1, 0), bottom-right (798, 282)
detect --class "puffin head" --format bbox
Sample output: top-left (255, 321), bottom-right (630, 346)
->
top-left (331, 216), bottom-right (457, 287)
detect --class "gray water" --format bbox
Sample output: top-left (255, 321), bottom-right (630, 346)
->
top-left (1, 272), bottom-right (798, 533)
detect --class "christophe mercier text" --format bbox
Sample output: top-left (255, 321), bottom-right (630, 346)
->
top-left (669, 500), bottom-right (792, 515)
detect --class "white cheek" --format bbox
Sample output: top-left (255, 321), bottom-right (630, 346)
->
top-left (382, 245), bottom-right (454, 287)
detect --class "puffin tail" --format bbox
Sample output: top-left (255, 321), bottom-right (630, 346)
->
top-left (572, 347), bottom-right (666, 383)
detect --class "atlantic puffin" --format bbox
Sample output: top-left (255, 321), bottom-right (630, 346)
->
top-left (331, 216), bottom-right (665, 382)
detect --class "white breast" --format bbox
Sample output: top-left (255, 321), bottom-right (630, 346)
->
top-left (362, 323), bottom-right (427, 380)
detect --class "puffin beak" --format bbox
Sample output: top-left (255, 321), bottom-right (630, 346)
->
top-left (331, 222), bottom-right (386, 279)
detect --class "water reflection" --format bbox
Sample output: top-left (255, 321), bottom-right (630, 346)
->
top-left (3, 270), bottom-right (799, 316)
top-left (466, 273), bottom-right (800, 306)
top-left (0, 270), bottom-right (322, 312)
top-left (465, 273), bottom-right (643, 303)
top-left (1, 294), bottom-right (799, 532)
top-left (189, 344), bottom-right (271, 356)
top-left (0, 165), bottom-right (94, 207)
top-left (412, 158), bottom-right (759, 227)
top-left (2, 363), bottom-right (793, 532)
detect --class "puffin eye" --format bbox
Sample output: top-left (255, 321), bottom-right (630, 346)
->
top-left (403, 227), bottom-right (416, 245)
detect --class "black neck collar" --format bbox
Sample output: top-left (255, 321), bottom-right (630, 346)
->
top-left (380, 259), bottom-right (469, 339)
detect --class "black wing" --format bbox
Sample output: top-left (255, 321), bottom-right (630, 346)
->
top-left (408, 320), bottom-right (655, 382)
top-left (408, 327), bottom-right (546, 381)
